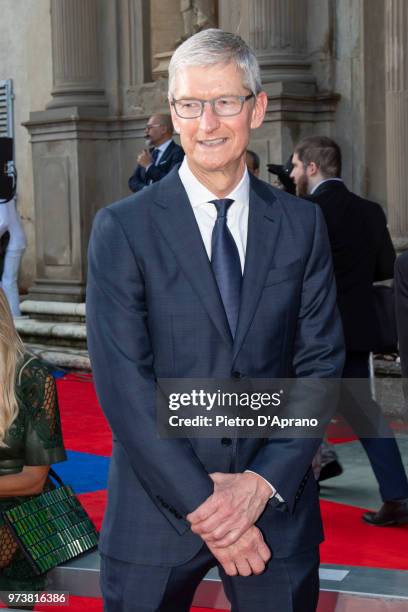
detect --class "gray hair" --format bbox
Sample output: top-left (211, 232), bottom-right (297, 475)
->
top-left (168, 29), bottom-right (262, 97)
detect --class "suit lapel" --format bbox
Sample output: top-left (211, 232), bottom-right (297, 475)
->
top-left (152, 171), bottom-right (233, 348)
top-left (158, 141), bottom-right (175, 165)
top-left (232, 179), bottom-right (281, 362)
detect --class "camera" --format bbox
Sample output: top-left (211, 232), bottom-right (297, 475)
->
top-left (267, 155), bottom-right (296, 195)
top-left (0, 137), bottom-right (16, 202)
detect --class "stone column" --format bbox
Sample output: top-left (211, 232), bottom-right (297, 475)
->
top-left (246, 0), bottom-right (313, 85)
top-left (47, 0), bottom-right (108, 109)
top-left (385, 0), bottom-right (408, 248)
top-left (219, 0), bottom-right (312, 84)
top-left (24, 0), bottom-right (112, 302)
top-left (218, 0), bottom-right (338, 183)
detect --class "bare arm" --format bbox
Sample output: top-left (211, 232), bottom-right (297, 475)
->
top-left (0, 466), bottom-right (49, 497)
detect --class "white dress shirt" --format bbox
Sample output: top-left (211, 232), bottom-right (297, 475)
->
top-left (178, 157), bottom-right (249, 273)
top-left (153, 138), bottom-right (173, 165)
top-left (178, 158), bottom-right (283, 502)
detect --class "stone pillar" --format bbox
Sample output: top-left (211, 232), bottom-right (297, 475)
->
top-left (218, 0), bottom-right (338, 183)
top-left (47, 0), bottom-right (108, 109)
top-left (24, 0), bottom-right (112, 302)
top-left (244, 0), bottom-right (313, 85)
top-left (385, 0), bottom-right (408, 249)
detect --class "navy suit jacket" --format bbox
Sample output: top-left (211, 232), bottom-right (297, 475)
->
top-left (86, 168), bottom-right (344, 566)
top-left (128, 140), bottom-right (184, 192)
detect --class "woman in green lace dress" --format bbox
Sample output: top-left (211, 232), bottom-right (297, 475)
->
top-left (0, 289), bottom-right (66, 603)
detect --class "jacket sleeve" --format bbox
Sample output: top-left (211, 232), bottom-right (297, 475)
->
top-left (395, 252), bottom-right (408, 381)
top-left (145, 147), bottom-right (185, 183)
top-left (374, 207), bottom-right (396, 281)
top-left (247, 205), bottom-right (345, 512)
top-left (86, 208), bottom-right (213, 533)
top-left (128, 166), bottom-right (146, 193)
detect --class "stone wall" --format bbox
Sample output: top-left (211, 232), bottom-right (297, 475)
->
top-left (0, 0), bottom-right (52, 290)
top-left (0, 0), bottom-right (405, 295)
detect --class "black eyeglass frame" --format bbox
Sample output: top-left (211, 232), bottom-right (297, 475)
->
top-left (171, 93), bottom-right (255, 118)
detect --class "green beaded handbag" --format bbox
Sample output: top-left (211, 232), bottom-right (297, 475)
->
top-left (3, 469), bottom-right (99, 575)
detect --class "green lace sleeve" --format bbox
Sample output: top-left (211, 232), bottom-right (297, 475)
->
top-left (17, 357), bottom-right (67, 466)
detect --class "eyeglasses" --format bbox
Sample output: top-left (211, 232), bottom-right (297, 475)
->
top-left (171, 94), bottom-right (254, 119)
top-left (145, 124), bottom-right (163, 130)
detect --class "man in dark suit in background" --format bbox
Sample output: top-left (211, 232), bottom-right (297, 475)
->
top-left (291, 136), bottom-right (408, 525)
top-left (128, 113), bottom-right (184, 192)
top-left (87, 31), bottom-right (344, 612)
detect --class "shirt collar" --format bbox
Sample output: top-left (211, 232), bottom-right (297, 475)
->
top-left (179, 157), bottom-right (250, 208)
top-left (310, 177), bottom-right (343, 194)
top-left (155, 138), bottom-right (172, 153)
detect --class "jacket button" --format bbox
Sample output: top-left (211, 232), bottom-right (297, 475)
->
top-left (221, 438), bottom-right (232, 446)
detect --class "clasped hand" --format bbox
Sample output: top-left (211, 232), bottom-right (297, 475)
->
top-left (187, 472), bottom-right (272, 576)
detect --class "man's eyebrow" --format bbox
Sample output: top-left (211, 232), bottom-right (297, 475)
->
top-left (176, 93), bottom-right (247, 99)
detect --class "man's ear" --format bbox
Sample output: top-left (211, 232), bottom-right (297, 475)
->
top-left (169, 103), bottom-right (181, 134)
top-left (170, 106), bottom-right (180, 134)
top-left (250, 91), bottom-right (268, 130)
top-left (308, 161), bottom-right (319, 177)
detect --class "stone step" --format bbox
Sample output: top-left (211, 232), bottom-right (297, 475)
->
top-left (26, 343), bottom-right (90, 371)
top-left (46, 554), bottom-right (408, 611)
top-left (20, 300), bottom-right (86, 323)
top-left (15, 318), bottom-right (87, 350)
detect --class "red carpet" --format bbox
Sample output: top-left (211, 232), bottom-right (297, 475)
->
top-left (55, 375), bottom-right (408, 576)
top-left (1, 599), bottom-right (227, 611)
top-left (78, 490), bottom-right (107, 531)
top-left (56, 376), bottom-right (112, 456)
top-left (320, 499), bottom-right (408, 570)
top-left (1, 597), bottom-right (227, 611)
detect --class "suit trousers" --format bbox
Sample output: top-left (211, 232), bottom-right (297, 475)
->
top-left (340, 351), bottom-right (408, 501)
top-left (100, 544), bottom-right (320, 612)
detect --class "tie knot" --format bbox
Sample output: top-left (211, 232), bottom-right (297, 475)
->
top-left (152, 148), bottom-right (159, 162)
top-left (210, 198), bottom-right (234, 218)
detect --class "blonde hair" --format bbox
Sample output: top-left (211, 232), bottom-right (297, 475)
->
top-left (0, 289), bottom-right (24, 446)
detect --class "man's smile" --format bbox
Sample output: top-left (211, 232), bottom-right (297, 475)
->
top-left (197, 137), bottom-right (228, 147)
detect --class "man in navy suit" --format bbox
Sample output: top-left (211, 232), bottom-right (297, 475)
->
top-left (128, 113), bottom-right (184, 192)
top-left (87, 30), bottom-right (344, 612)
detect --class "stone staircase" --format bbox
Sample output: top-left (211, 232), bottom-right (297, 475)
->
top-left (15, 300), bottom-right (90, 371)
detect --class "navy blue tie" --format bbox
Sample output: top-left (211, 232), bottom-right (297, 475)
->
top-left (152, 148), bottom-right (159, 165)
top-left (210, 199), bottom-right (242, 337)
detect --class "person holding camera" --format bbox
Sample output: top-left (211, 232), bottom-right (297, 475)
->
top-left (290, 136), bottom-right (408, 526)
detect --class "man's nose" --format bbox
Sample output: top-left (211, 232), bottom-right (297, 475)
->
top-left (199, 102), bottom-right (220, 131)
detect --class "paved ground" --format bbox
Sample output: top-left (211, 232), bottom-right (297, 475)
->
top-left (320, 437), bottom-right (408, 509)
